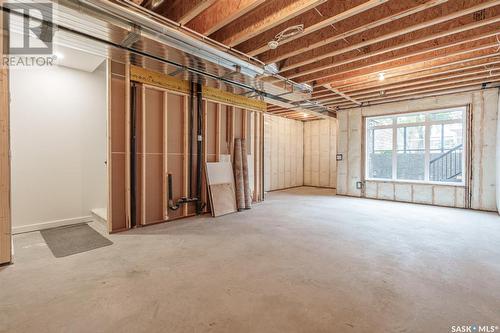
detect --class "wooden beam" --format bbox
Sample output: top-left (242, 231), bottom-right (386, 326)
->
top-left (285, 17), bottom-right (500, 81)
top-left (187, 0), bottom-right (266, 35)
top-left (338, 58), bottom-right (500, 92)
top-left (210, 0), bottom-right (328, 47)
top-left (256, 0), bottom-right (447, 63)
top-left (280, 0), bottom-right (500, 73)
top-left (351, 70), bottom-right (500, 100)
top-left (156, 0), bottom-right (218, 25)
top-left (343, 63), bottom-right (500, 95)
top-left (329, 51), bottom-right (500, 89)
top-left (304, 37), bottom-right (500, 85)
top-left (356, 79), bottom-right (500, 104)
top-left (323, 85), bottom-right (362, 105)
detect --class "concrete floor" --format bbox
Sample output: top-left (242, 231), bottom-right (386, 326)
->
top-left (1, 187), bottom-right (499, 333)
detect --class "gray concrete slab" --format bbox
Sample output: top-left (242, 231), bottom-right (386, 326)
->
top-left (1, 187), bottom-right (499, 332)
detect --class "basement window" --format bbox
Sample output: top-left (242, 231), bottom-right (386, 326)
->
top-left (365, 107), bottom-right (466, 185)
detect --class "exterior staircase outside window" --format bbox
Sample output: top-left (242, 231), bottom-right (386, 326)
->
top-left (429, 144), bottom-right (463, 182)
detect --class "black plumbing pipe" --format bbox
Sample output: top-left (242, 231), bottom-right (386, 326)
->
top-left (189, 80), bottom-right (195, 198)
top-left (196, 80), bottom-right (204, 214)
top-left (130, 83), bottom-right (137, 227)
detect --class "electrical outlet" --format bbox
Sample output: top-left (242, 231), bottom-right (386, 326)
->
top-left (356, 181), bottom-right (363, 189)
top-left (336, 154), bottom-right (343, 161)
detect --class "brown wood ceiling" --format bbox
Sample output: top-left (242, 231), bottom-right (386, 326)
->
top-left (137, 0), bottom-right (500, 121)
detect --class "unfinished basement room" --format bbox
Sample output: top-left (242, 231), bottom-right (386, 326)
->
top-left (0, 0), bottom-right (499, 332)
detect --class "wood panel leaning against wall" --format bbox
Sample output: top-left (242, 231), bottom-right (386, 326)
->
top-left (0, 10), bottom-right (12, 264)
top-left (108, 63), bottom-right (265, 232)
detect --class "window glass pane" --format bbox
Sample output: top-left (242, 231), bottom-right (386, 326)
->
top-left (367, 117), bottom-right (393, 128)
top-left (367, 128), bottom-right (392, 179)
top-left (396, 113), bottom-right (426, 124)
top-left (365, 107), bottom-right (466, 184)
top-left (429, 122), bottom-right (463, 183)
top-left (396, 126), bottom-right (425, 180)
top-left (429, 109), bottom-right (463, 121)
top-left (430, 125), bottom-right (442, 151)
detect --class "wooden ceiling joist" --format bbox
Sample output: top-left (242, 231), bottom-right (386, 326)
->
top-left (283, 16), bottom-right (500, 81)
top-left (154, 0), bottom-right (218, 25)
top-left (237, 0), bottom-right (388, 56)
top-left (210, 0), bottom-right (328, 47)
top-left (329, 51), bottom-right (500, 88)
top-left (348, 70), bottom-right (500, 100)
top-left (279, 0), bottom-right (500, 75)
top-left (323, 85), bottom-right (362, 105)
top-left (256, 0), bottom-right (445, 63)
top-left (310, 37), bottom-right (499, 85)
top-left (356, 78), bottom-right (500, 104)
top-left (341, 63), bottom-right (500, 95)
top-left (337, 58), bottom-right (500, 92)
top-left (186, 0), bottom-right (266, 35)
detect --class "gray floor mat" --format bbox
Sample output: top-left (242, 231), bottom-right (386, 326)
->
top-left (40, 224), bottom-right (113, 258)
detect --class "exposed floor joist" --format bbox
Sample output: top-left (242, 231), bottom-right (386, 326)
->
top-left (138, 0), bottom-right (500, 118)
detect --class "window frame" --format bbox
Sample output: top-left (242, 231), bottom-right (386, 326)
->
top-left (364, 107), bottom-right (467, 186)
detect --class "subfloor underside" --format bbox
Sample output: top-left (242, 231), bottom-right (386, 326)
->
top-left (1, 187), bottom-right (499, 332)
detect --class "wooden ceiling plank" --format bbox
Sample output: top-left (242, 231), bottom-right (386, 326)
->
top-left (330, 52), bottom-right (500, 89)
top-left (179, 0), bottom-right (219, 25)
top-left (299, 37), bottom-right (499, 85)
top-left (323, 85), bottom-right (362, 105)
top-left (338, 58), bottom-right (500, 92)
top-left (343, 63), bottom-right (500, 94)
top-left (211, 0), bottom-right (328, 47)
top-left (257, 0), bottom-right (445, 62)
top-left (287, 22), bottom-right (500, 81)
top-left (280, 1), bottom-right (500, 73)
top-left (356, 78), bottom-right (500, 104)
top-left (186, 0), bottom-right (267, 35)
top-left (351, 70), bottom-right (500, 99)
top-left (240, 0), bottom-right (389, 56)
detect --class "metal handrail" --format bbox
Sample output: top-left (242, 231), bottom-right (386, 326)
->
top-left (429, 144), bottom-right (463, 164)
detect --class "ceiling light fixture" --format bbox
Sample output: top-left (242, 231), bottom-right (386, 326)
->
top-left (378, 72), bottom-right (385, 81)
top-left (268, 24), bottom-right (304, 50)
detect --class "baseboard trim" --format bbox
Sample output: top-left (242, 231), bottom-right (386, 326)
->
top-left (12, 216), bottom-right (93, 235)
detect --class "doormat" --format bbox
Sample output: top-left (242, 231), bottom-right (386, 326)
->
top-left (40, 224), bottom-right (113, 258)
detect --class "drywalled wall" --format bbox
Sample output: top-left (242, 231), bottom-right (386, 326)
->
top-left (264, 114), bottom-right (303, 191)
top-left (497, 91), bottom-right (500, 214)
top-left (303, 118), bottom-right (338, 188)
top-left (10, 62), bottom-right (107, 233)
top-left (337, 89), bottom-right (498, 211)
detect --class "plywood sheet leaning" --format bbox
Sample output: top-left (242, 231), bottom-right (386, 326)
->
top-left (205, 162), bottom-right (237, 217)
top-left (233, 138), bottom-right (245, 211)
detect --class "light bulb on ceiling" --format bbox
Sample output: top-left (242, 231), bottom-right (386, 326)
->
top-left (378, 72), bottom-right (385, 81)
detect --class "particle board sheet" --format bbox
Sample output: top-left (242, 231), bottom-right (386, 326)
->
top-left (205, 161), bottom-right (237, 217)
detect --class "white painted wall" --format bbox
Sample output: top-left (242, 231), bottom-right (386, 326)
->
top-left (303, 118), bottom-right (337, 188)
top-left (497, 89), bottom-right (500, 214)
top-left (10, 62), bottom-right (107, 233)
top-left (264, 115), bottom-right (303, 191)
top-left (337, 90), bottom-right (498, 211)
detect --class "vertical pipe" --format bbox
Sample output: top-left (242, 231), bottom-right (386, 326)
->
top-left (189, 81), bottom-right (194, 198)
top-left (196, 80), bottom-right (204, 214)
